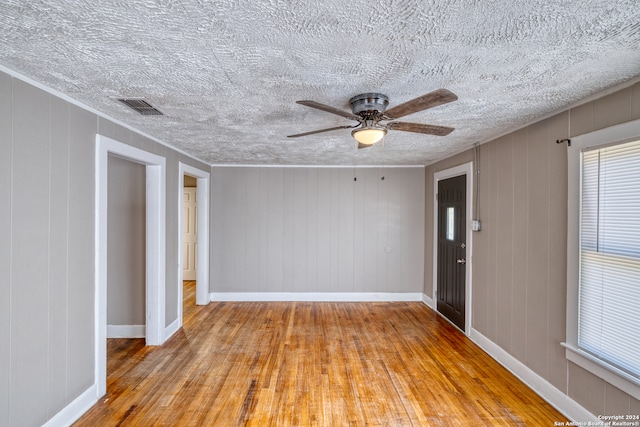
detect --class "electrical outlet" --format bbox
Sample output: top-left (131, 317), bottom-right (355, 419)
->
top-left (472, 220), bottom-right (482, 232)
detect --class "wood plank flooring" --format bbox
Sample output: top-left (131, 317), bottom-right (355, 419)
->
top-left (75, 281), bottom-right (565, 426)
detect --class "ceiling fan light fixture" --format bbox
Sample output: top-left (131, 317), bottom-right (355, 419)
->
top-left (351, 126), bottom-right (387, 145)
top-left (289, 89), bottom-right (457, 144)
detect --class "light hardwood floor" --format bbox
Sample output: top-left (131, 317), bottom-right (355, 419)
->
top-left (75, 281), bottom-right (564, 426)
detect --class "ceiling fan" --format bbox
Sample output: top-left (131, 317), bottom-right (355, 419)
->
top-left (287, 89), bottom-right (457, 148)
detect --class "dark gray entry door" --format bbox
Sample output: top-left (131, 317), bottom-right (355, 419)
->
top-left (437, 175), bottom-right (466, 331)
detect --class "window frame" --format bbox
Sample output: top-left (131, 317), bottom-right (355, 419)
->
top-left (565, 118), bottom-right (640, 400)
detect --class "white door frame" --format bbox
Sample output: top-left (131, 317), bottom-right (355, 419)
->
top-left (95, 134), bottom-right (166, 397)
top-left (433, 162), bottom-right (474, 335)
top-left (178, 163), bottom-right (211, 314)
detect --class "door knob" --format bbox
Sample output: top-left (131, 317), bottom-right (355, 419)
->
top-left (456, 259), bottom-right (466, 264)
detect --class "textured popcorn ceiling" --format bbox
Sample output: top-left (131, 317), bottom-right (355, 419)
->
top-left (1, 1), bottom-right (639, 165)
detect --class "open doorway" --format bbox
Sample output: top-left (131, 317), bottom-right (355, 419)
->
top-left (106, 155), bottom-right (146, 340)
top-left (177, 163), bottom-right (210, 328)
top-left (96, 134), bottom-right (167, 397)
top-left (182, 175), bottom-right (197, 318)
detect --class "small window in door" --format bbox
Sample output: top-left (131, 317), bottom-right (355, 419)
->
top-left (446, 207), bottom-right (455, 241)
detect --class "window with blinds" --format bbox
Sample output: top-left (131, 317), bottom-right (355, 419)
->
top-left (579, 138), bottom-right (640, 380)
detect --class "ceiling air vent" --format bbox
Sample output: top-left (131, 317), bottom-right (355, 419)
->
top-left (116, 98), bottom-right (164, 116)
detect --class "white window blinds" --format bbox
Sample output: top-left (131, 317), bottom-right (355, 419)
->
top-left (579, 139), bottom-right (640, 380)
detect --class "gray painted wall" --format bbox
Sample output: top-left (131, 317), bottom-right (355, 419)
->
top-left (0, 76), bottom-right (96, 426)
top-left (107, 155), bottom-right (146, 326)
top-left (0, 70), bottom-right (210, 426)
top-left (424, 82), bottom-right (640, 417)
top-left (211, 166), bottom-right (425, 294)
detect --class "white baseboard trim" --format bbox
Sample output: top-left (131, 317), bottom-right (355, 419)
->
top-left (210, 292), bottom-right (424, 302)
top-left (469, 328), bottom-right (599, 424)
top-left (107, 324), bottom-right (145, 338)
top-left (42, 384), bottom-right (97, 427)
top-left (421, 293), bottom-right (434, 309)
top-left (164, 317), bottom-right (181, 341)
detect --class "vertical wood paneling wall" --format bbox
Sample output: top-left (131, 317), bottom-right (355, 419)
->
top-left (0, 70), bottom-right (210, 426)
top-left (211, 167), bottom-right (425, 294)
top-left (425, 82), bottom-right (640, 417)
top-left (107, 156), bottom-right (146, 326)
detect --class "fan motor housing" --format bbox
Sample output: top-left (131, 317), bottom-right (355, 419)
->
top-left (349, 93), bottom-right (389, 115)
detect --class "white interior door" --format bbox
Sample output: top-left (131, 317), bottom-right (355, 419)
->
top-left (183, 187), bottom-right (197, 281)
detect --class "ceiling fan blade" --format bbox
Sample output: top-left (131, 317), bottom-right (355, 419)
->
top-left (296, 100), bottom-right (360, 120)
top-left (386, 121), bottom-right (455, 136)
top-left (287, 125), bottom-right (356, 138)
top-left (384, 89), bottom-right (457, 119)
